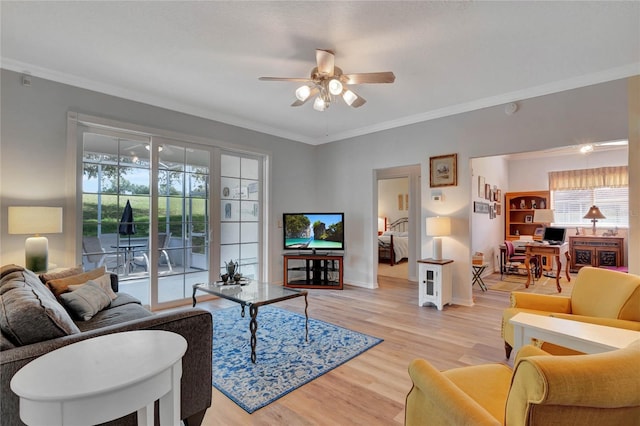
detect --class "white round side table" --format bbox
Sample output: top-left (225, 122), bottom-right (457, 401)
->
top-left (10, 330), bottom-right (187, 426)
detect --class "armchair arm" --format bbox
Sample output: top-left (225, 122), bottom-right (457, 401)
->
top-left (550, 313), bottom-right (640, 331)
top-left (406, 359), bottom-right (500, 426)
top-left (510, 291), bottom-right (572, 313)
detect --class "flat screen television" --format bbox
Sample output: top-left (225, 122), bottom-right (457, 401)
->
top-left (542, 226), bottom-right (567, 245)
top-left (283, 213), bottom-right (344, 251)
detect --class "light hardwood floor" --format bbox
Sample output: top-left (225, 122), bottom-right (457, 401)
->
top-left (195, 277), bottom-right (511, 425)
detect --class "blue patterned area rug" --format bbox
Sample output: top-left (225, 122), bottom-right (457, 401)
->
top-left (212, 305), bottom-right (383, 413)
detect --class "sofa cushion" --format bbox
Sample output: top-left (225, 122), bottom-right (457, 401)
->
top-left (60, 280), bottom-right (112, 321)
top-left (0, 268), bottom-right (80, 346)
top-left (45, 266), bottom-right (106, 298)
top-left (38, 266), bottom-right (84, 285)
top-left (76, 299), bottom-right (153, 332)
top-left (67, 273), bottom-right (117, 300)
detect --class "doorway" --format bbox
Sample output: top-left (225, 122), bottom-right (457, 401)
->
top-left (375, 165), bottom-right (421, 283)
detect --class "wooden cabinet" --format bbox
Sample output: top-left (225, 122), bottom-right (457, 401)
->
top-left (504, 191), bottom-right (550, 241)
top-left (283, 254), bottom-right (343, 289)
top-left (417, 258), bottom-right (453, 310)
top-left (569, 236), bottom-right (624, 272)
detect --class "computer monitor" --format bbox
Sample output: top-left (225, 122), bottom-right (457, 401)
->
top-left (542, 227), bottom-right (567, 245)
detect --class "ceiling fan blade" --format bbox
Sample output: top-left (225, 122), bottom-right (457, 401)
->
top-left (316, 49), bottom-right (335, 76)
top-left (291, 87), bottom-right (320, 106)
top-left (350, 95), bottom-right (367, 108)
top-left (342, 72), bottom-right (396, 84)
top-left (259, 77), bottom-right (312, 82)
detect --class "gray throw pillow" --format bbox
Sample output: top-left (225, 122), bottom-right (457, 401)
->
top-left (60, 280), bottom-right (112, 321)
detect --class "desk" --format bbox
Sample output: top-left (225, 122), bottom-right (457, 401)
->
top-left (525, 243), bottom-right (571, 292)
top-left (471, 263), bottom-right (488, 291)
top-left (510, 312), bottom-right (640, 356)
top-left (10, 330), bottom-right (187, 426)
top-left (111, 243), bottom-right (147, 275)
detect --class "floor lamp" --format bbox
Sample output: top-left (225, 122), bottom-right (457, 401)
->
top-left (426, 216), bottom-right (451, 261)
top-left (8, 206), bottom-right (63, 272)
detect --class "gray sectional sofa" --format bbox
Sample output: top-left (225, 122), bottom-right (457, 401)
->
top-left (0, 264), bottom-right (213, 426)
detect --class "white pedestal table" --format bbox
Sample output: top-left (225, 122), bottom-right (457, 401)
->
top-left (10, 330), bottom-right (187, 426)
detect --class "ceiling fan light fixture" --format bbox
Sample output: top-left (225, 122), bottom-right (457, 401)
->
top-left (295, 85), bottom-right (311, 102)
top-left (328, 78), bottom-right (343, 96)
top-left (342, 89), bottom-right (358, 106)
top-left (313, 96), bottom-right (326, 111)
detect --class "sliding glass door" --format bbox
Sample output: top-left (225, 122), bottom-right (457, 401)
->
top-left (79, 121), bottom-right (266, 309)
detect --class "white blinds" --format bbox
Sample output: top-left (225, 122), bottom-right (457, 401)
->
top-left (549, 166), bottom-right (629, 227)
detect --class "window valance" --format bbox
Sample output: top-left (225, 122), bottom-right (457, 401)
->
top-left (548, 166), bottom-right (628, 190)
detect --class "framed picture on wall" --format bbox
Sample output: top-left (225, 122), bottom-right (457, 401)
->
top-left (473, 201), bottom-right (490, 214)
top-left (478, 176), bottom-right (485, 198)
top-left (429, 153), bottom-right (457, 187)
top-left (485, 183), bottom-right (491, 200)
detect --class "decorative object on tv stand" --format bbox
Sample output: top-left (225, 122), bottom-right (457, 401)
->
top-left (8, 206), bottom-right (63, 272)
top-left (583, 205), bottom-right (605, 235)
top-left (533, 209), bottom-right (555, 226)
top-left (426, 216), bottom-right (451, 261)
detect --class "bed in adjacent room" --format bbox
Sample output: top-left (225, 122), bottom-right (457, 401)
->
top-left (378, 217), bottom-right (409, 266)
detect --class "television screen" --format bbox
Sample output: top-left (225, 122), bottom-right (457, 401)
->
top-left (542, 227), bottom-right (567, 244)
top-left (283, 213), bottom-right (344, 251)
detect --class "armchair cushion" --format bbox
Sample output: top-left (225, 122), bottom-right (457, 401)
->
top-left (570, 267), bottom-right (640, 321)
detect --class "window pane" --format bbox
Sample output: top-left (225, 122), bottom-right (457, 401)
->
top-left (221, 154), bottom-right (240, 177)
top-left (552, 187), bottom-right (628, 227)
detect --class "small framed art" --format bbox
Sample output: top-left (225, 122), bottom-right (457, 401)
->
top-left (429, 153), bottom-right (457, 187)
top-left (525, 215), bottom-right (533, 223)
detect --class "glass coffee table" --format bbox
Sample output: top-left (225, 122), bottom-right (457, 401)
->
top-left (192, 281), bottom-right (308, 363)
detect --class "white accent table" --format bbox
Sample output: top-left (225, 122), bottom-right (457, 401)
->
top-left (417, 258), bottom-right (453, 310)
top-left (10, 330), bottom-right (187, 426)
top-left (510, 312), bottom-right (640, 356)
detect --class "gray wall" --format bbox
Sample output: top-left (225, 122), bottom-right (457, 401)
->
top-left (1, 69), bottom-right (635, 307)
top-left (0, 69), bottom-right (317, 281)
top-left (315, 79), bottom-right (630, 305)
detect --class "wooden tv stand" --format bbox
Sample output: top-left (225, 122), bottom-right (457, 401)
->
top-left (283, 254), bottom-right (343, 289)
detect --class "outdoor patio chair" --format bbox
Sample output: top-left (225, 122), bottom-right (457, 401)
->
top-left (82, 236), bottom-right (123, 272)
top-left (133, 232), bottom-right (173, 272)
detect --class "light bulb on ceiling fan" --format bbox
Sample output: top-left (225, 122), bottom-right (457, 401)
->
top-left (313, 96), bottom-right (326, 111)
top-left (328, 79), bottom-right (343, 96)
top-left (295, 85), bottom-right (311, 102)
top-left (342, 89), bottom-right (358, 106)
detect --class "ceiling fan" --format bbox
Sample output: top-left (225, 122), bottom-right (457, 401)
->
top-left (259, 49), bottom-right (395, 111)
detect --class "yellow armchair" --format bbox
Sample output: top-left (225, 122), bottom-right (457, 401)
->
top-left (502, 267), bottom-right (640, 358)
top-left (406, 341), bottom-right (640, 426)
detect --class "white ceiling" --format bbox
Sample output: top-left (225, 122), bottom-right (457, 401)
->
top-left (2, 1), bottom-right (639, 145)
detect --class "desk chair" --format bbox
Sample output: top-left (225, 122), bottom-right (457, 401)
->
top-left (504, 240), bottom-right (540, 279)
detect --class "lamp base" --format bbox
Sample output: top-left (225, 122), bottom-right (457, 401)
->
top-left (432, 237), bottom-right (443, 261)
top-left (25, 236), bottom-right (48, 273)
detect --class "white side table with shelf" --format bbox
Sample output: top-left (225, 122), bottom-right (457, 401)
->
top-left (417, 258), bottom-right (454, 310)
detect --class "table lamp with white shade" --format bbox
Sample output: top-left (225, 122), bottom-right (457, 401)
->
top-left (426, 216), bottom-right (451, 261)
top-left (8, 206), bottom-right (63, 272)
